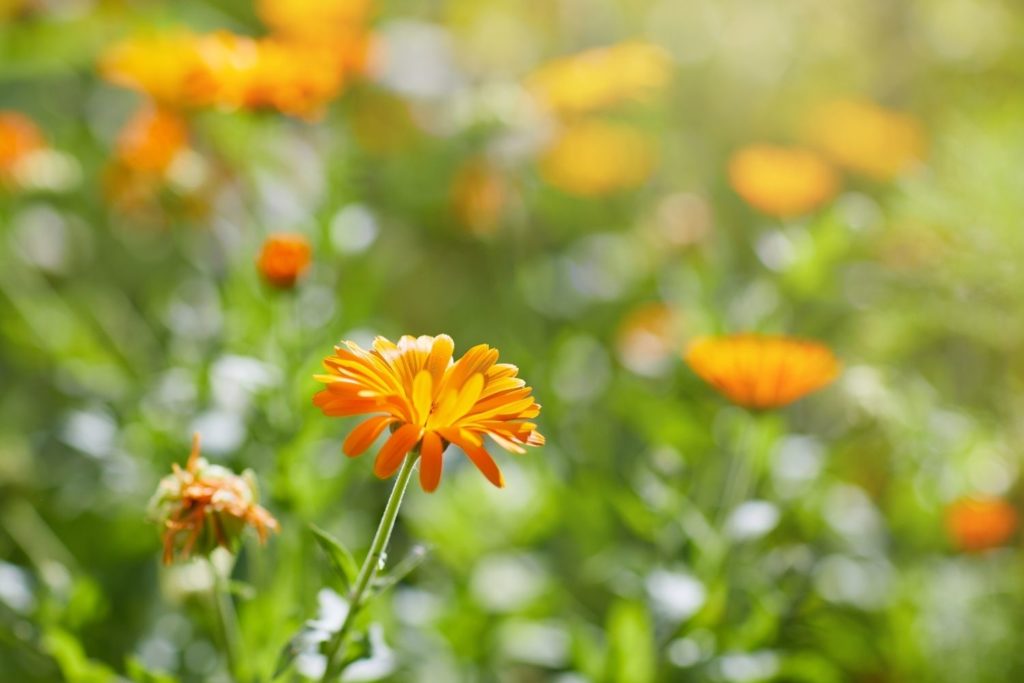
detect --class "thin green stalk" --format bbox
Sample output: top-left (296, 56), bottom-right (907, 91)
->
top-left (209, 557), bottom-right (245, 682)
top-left (320, 454), bottom-right (417, 682)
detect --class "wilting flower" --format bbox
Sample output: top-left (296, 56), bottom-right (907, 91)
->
top-left (314, 335), bottom-right (544, 492)
top-left (804, 98), bottom-right (925, 181)
top-left (115, 104), bottom-right (189, 174)
top-left (527, 41), bottom-right (672, 116)
top-left (149, 434), bottom-right (278, 565)
top-left (451, 158), bottom-right (508, 235)
top-left (539, 120), bottom-right (656, 196)
top-left (257, 234), bottom-right (312, 289)
top-left (728, 144), bottom-right (839, 217)
top-left (946, 497), bottom-right (1018, 553)
top-left (685, 334), bottom-right (840, 409)
top-left (0, 110), bottom-right (45, 185)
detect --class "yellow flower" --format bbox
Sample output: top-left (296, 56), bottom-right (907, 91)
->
top-left (149, 434), bottom-right (279, 565)
top-left (527, 42), bottom-right (672, 116)
top-left (314, 335), bottom-right (545, 492)
top-left (257, 0), bottom-right (372, 44)
top-left (804, 98), bottom-right (925, 180)
top-left (685, 334), bottom-right (840, 409)
top-left (257, 234), bottom-right (313, 289)
top-left (99, 32), bottom-right (210, 106)
top-left (450, 158), bottom-right (508, 235)
top-left (115, 104), bottom-right (189, 174)
top-left (539, 120), bottom-right (656, 196)
top-left (946, 497), bottom-right (1018, 553)
top-left (728, 144), bottom-right (839, 217)
top-left (0, 110), bottom-right (45, 185)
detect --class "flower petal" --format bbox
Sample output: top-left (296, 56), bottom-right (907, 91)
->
top-left (373, 423), bottom-right (423, 478)
top-left (419, 431), bottom-right (444, 492)
top-left (462, 442), bottom-right (505, 488)
top-left (343, 415), bottom-right (396, 457)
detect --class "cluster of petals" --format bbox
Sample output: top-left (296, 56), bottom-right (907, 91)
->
top-left (314, 335), bottom-right (544, 492)
top-left (149, 435), bottom-right (278, 564)
top-left (685, 334), bottom-right (840, 409)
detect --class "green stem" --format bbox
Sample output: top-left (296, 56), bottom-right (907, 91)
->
top-left (320, 454), bottom-right (417, 682)
top-left (209, 557), bottom-right (245, 682)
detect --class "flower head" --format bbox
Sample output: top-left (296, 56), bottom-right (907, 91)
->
top-left (314, 335), bottom-right (545, 492)
top-left (149, 434), bottom-right (279, 565)
top-left (0, 110), bottom-right (45, 185)
top-left (539, 120), bottom-right (656, 196)
top-left (527, 41), bottom-right (672, 117)
top-left (99, 32), bottom-right (210, 106)
top-left (728, 144), bottom-right (839, 217)
top-left (257, 234), bottom-right (312, 289)
top-left (685, 334), bottom-right (840, 409)
top-left (115, 104), bottom-right (189, 174)
top-left (804, 98), bottom-right (925, 180)
top-left (946, 497), bottom-right (1018, 553)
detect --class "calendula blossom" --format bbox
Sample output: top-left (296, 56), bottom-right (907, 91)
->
top-left (686, 334), bottom-right (840, 409)
top-left (946, 497), bottom-right (1018, 553)
top-left (115, 104), bottom-right (189, 174)
top-left (728, 144), bottom-right (839, 217)
top-left (539, 120), bottom-right (657, 196)
top-left (257, 234), bottom-right (312, 289)
top-left (0, 110), bottom-right (45, 184)
top-left (149, 434), bottom-right (278, 564)
top-left (314, 335), bottom-right (544, 492)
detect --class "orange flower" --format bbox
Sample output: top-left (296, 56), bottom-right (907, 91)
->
top-left (0, 110), bottom-right (45, 183)
top-left (451, 158), bottom-right (508, 235)
top-left (527, 41), bottom-right (672, 116)
top-left (149, 434), bottom-right (279, 565)
top-left (805, 98), bottom-right (925, 181)
top-left (99, 32), bottom-right (210, 106)
top-left (685, 334), bottom-right (840, 409)
top-left (728, 144), bottom-right (839, 217)
top-left (257, 234), bottom-right (312, 289)
top-left (313, 335), bottom-right (545, 492)
top-left (257, 0), bottom-right (372, 44)
top-left (946, 497), bottom-right (1018, 553)
top-left (115, 104), bottom-right (189, 174)
top-left (539, 120), bottom-right (656, 196)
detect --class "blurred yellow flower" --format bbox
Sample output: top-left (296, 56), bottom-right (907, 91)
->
top-left (149, 434), bottom-right (279, 565)
top-left (99, 32), bottom-right (210, 106)
top-left (616, 303), bottom-right (685, 376)
top-left (451, 158), bottom-right (508, 235)
top-left (0, 110), bottom-right (44, 184)
top-left (314, 335), bottom-right (545, 492)
top-left (539, 120), bottom-right (656, 196)
top-left (946, 497), bottom-right (1018, 553)
top-left (257, 0), bottom-right (372, 42)
top-left (115, 104), bottom-right (189, 174)
top-left (805, 98), bottom-right (926, 180)
top-left (685, 334), bottom-right (840, 409)
top-left (527, 42), bottom-right (673, 116)
top-left (257, 234), bottom-right (312, 289)
top-left (728, 144), bottom-right (839, 217)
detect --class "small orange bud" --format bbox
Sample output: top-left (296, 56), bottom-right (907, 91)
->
top-left (946, 497), bottom-right (1018, 553)
top-left (257, 234), bottom-right (312, 289)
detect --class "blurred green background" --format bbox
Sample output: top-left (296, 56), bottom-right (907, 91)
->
top-left (3, 0), bottom-right (1024, 681)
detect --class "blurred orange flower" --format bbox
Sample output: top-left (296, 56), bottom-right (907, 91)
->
top-left (115, 104), bottom-right (189, 174)
top-left (685, 334), bottom-right (840, 409)
top-left (149, 434), bottom-right (279, 565)
top-left (946, 497), bottom-right (1018, 553)
top-left (314, 335), bottom-right (545, 492)
top-left (451, 158), bottom-right (508, 235)
top-left (527, 41), bottom-right (672, 116)
top-left (0, 110), bottom-right (44, 184)
top-left (540, 120), bottom-right (656, 196)
top-left (728, 144), bottom-right (839, 217)
top-left (257, 234), bottom-right (312, 289)
top-left (805, 98), bottom-right (926, 180)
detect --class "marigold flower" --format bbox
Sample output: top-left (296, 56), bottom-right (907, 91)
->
top-left (527, 41), bottom-right (673, 116)
top-left (0, 110), bottom-right (45, 183)
top-left (313, 335), bottom-right (545, 492)
top-left (728, 144), bottom-right (839, 217)
top-left (257, 234), bottom-right (312, 289)
top-left (451, 158), bottom-right (508, 235)
top-left (805, 98), bottom-right (925, 180)
top-left (539, 120), bottom-right (656, 196)
top-left (257, 0), bottom-right (372, 45)
top-left (149, 434), bottom-right (278, 565)
top-left (685, 334), bottom-right (840, 409)
top-left (946, 497), bottom-right (1018, 553)
top-left (115, 104), bottom-right (189, 174)
top-left (99, 32), bottom-right (210, 106)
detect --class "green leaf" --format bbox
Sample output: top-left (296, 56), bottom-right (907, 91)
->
top-left (310, 524), bottom-right (360, 589)
top-left (605, 601), bottom-right (655, 683)
top-left (371, 544), bottom-right (430, 595)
